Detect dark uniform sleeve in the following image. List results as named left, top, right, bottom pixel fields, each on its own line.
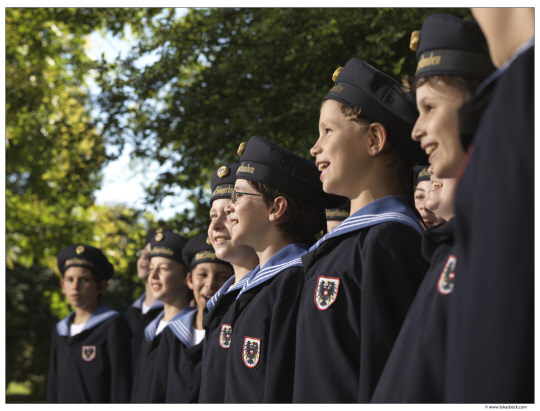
left=46, top=330, right=58, bottom=403
left=107, top=315, right=133, bottom=403
left=446, top=45, right=534, bottom=403
left=358, top=223, right=428, bottom=402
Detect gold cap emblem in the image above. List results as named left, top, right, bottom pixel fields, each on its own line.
left=206, top=236, right=211, bottom=245
left=410, top=30, right=420, bottom=51
left=217, top=166, right=230, bottom=178
left=332, top=67, right=343, bottom=82
left=155, top=233, right=164, bottom=242
left=237, top=142, right=246, bottom=156
left=76, top=245, right=85, bottom=255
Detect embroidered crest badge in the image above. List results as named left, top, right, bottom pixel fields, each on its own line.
left=82, top=345, right=96, bottom=361
left=314, top=276, right=340, bottom=310
left=219, top=324, right=232, bottom=348
left=243, top=336, right=261, bottom=368
left=437, top=255, right=456, bottom=295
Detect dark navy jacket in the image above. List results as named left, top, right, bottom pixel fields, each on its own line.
left=372, top=219, right=456, bottom=403
left=148, top=307, right=203, bottom=403
left=199, top=274, right=251, bottom=403
left=223, top=244, right=308, bottom=403
left=130, top=310, right=166, bottom=403
left=125, top=293, right=163, bottom=371
left=446, top=40, right=534, bottom=403
left=46, top=305, right=133, bottom=403
left=292, top=196, right=429, bottom=403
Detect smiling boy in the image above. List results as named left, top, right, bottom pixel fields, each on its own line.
left=148, top=233, right=233, bottom=402
left=199, top=163, right=259, bottom=403
left=222, top=136, right=341, bottom=402
left=47, top=244, right=132, bottom=403
left=130, top=229, right=188, bottom=403
left=292, top=59, right=429, bottom=403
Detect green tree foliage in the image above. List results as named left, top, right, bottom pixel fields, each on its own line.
left=95, top=8, right=471, bottom=233
left=5, top=8, right=161, bottom=399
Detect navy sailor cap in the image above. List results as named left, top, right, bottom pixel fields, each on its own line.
left=210, top=163, right=239, bottom=205
left=149, top=230, right=188, bottom=266
left=182, top=234, right=232, bottom=270
left=57, top=244, right=114, bottom=280
left=235, top=136, right=344, bottom=209
left=412, top=14, right=495, bottom=80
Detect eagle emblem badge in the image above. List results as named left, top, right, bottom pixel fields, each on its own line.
left=243, top=336, right=261, bottom=368
left=315, top=276, right=340, bottom=310
left=81, top=345, right=96, bottom=361
left=219, top=324, right=232, bottom=348
left=437, top=255, right=456, bottom=295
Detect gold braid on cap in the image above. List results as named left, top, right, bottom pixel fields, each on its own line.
left=332, top=67, right=343, bottom=82
left=410, top=30, right=420, bottom=51
left=237, top=142, right=247, bottom=156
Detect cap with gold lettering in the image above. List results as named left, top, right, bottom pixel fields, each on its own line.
left=324, top=58, right=424, bottom=167
left=210, top=163, right=239, bottom=205
left=149, top=230, right=188, bottom=266
left=182, top=234, right=232, bottom=270
left=57, top=244, right=114, bottom=280
left=235, top=136, right=344, bottom=209
left=326, top=199, right=351, bottom=222
left=413, top=14, right=495, bottom=80
left=414, top=165, right=431, bottom=185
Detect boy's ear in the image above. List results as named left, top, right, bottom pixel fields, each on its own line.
left=268, top=196, right=288, bottom=222
left=97, top=280, right=108, bottom=295
left=186, top=271, right=194, bottom=290
left=366, top=122, right=388, bottom=157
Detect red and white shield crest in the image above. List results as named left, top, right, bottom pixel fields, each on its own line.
left=81, top=345, right=96, bottom=361
left=437, top=255, right=456, bottom=295
left=243, top=336, right=261, bottom=368
left=314, top=276, right=340, bottom=310
left=219, top=324, right=232, bottom=348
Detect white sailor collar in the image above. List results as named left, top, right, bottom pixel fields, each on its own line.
left=310, top=195, right=423, bottom=253
left=144, top=310, right=165, bottom=342
left=236, top=243, right=308, bottom=299
left=131, top=292, right=164, bottom=310
left=168, top=306, right=199, bottom=348
left=206, top=272, right=253, bottom=311
left=56, top=305, right=119, bottom=337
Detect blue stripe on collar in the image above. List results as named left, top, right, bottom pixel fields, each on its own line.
left=144, top=310, right=165, bottom=342
left=206, top=272, right=253, bottom=311
left=236, top=243, right=308, bottom=299
left=310, top=195, right=423, bottom=252
left=131, top=292, right=164, bottom=310
left=56, top=305, right=120, bottom=337
left=168, top=307, right=198, bottom=347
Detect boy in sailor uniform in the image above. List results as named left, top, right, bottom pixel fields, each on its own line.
left=46, top=244, right=132, bottom=403
left=445, top=8, right=534, bottom=403
left=130, top=230, right=188, bottom=403
left=148, top=233, right=233, bottom=402
left=222, top=136, right=342, bottom=402
left=372, top=14, right=497, bottom=403
left=199, top=163, right=259, bottom=403
left=292, top=58, right=429, bottom=403
left=125, top=230, right=164, bottom=371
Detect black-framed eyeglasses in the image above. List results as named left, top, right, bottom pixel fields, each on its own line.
left=231, top=190, right=263, bottom=204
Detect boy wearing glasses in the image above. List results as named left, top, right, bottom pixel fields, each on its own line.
left=222, top=136, right=342, bottom=402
